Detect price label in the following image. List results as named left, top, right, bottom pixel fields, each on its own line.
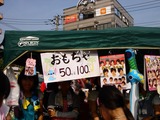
left=41, top=50, right=100, bottom=83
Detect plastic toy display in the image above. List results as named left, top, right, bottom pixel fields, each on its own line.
left=125, top=49, right=144, bottom=120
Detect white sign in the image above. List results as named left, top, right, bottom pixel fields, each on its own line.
left=41, top=50, right=100, bottom=83
left=96, top=6, right=111, bottom=16
left=18, top=36, right=39, bottom=47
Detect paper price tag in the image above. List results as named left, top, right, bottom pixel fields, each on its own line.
left=25, top=58, right=36, bottom=76
left=26, top=58, right=36, bottom=67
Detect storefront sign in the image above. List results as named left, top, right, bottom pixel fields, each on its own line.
left=64, top=14, right=77, bottom=24
left=41, top=50, right=100, bottom=83
left=95, top=6, right=111, bottom=16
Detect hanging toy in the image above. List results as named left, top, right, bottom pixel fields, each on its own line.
left=125, top=49, right=144, bottom=120
left=6, top=66, right=20, bottom=106
left=25, top=52, right=36, bottom=76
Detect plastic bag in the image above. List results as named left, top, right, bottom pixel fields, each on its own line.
left=6, top=67, right=20, bottom=106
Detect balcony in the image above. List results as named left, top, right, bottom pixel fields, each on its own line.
left=0, top=0, right=4, bottom=6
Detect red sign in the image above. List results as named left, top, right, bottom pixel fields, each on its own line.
left=64, top=14, right=77, bottom=24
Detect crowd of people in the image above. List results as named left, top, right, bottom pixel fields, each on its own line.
left=1, top=68, right=160, bottom=120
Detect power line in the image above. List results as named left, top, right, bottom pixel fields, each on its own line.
left=136, top=20, right=160, bottom=25
left=0, top=22, right=50, bottom=25
left=3, top=18, right=49, bottom=21
left=124, top=0, right=159, bottom=8
left=2, top=19, right=45, bottom=23
left=3, top=0, right=160, bottom=22
left=126, top=2, right=160, bottom=11
left=136, top=20, right=160, bottom=26
left=2, top=18, right=51, bottom=24
left=128, top=5, right=160, bottom=13
left=0, top=21, right=21, bottom=30
left=0, top=20, right=49, bottom=24
left=2, top=17, right=61, bottom=26
left=115, top=0, right=160, bottom=13
left=1, top=0, right=160, bottom=29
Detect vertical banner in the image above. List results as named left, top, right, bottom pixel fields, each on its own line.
left=41, top=50, right=100, bottom=83
left=144, top=55, right=160, bottom=91
left=99, top=54, right=126, bottom=91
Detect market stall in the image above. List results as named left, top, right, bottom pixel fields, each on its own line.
left=2, top=26, right=160, bottom=120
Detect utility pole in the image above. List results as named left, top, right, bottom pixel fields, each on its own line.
left=54, top=15, right=61, bottom=31
left=49, top=15, right=62, bottom=31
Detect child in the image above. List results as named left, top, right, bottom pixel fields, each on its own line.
left=14, top=69, right=43, bottom=120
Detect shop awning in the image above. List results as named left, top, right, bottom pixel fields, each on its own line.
left=2, top=26, right=160, bottom=69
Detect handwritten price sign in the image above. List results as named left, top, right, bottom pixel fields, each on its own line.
left=40, top=50, right=100, bottom=83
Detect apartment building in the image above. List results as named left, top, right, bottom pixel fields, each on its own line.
left=63, top=0, right=133, bottom=30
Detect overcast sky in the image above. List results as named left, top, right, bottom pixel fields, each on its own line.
left=0, top=0, right=160, bottom=41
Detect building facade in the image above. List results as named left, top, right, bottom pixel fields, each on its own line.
left=63, top=0, right=133, bottom=31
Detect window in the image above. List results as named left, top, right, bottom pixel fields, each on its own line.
left=116, top=24, right=121, bottom=28
left=83, top=13, right=94, bottom=19
left=97, top=23, right=112, bottom=30
left=79, top=26, right=95, bottom=30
